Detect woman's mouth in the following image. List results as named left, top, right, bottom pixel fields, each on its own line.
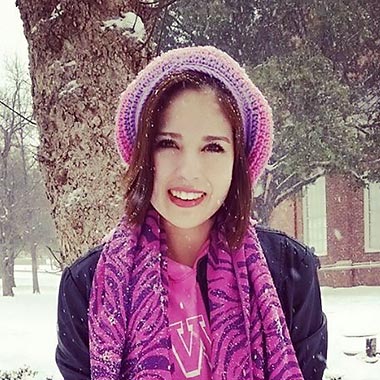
left=168, top=189, right=206, bottom=208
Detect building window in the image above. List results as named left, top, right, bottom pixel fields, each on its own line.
left=302, top=176, right=327, bottom=256
left=364, top=182, right=380, bottom=252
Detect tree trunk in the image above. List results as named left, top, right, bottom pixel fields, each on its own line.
left=2, top=252, right=14, bottom=297
left=17, top=0, right=158, bottom=264
left=31, top=243, right=40, bottom=294
left=10, top=254, right=16, bottom=288
left=253, top=171, right=276, bottom=227
left=253, top=195, right=275, bottom=227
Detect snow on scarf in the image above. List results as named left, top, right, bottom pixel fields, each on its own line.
left=89, top=208, right=304, bottom=380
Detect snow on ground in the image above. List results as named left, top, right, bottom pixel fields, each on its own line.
left=322, top=286, right=380, bottom=380
left=1, top=269, right=380, bottom=379
left=0, top=268, right=62, bottom=380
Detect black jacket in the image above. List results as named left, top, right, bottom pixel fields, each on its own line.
left=56, top=226, right=327, bottom=380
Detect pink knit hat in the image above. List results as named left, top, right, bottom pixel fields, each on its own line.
left=115, top=46, right=273, bottom=186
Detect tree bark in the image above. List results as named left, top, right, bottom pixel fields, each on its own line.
left=31, top=243, right=40, bottom=294
left=17, top=0, right=158, bottom=264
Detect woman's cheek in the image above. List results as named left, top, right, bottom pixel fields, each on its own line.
left=212, top=156, right=234, bottom=178
left=154, top=154, right=175, bottom=180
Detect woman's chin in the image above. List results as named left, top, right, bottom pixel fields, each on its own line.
left=159, top=211, right=214, bottom=231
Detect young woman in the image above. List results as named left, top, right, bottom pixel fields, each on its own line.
left=56, top=46, right=327, bottom=380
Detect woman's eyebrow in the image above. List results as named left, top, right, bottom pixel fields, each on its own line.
left=204, top=135, right=231, bottom=144
left=157, top=132, right=231, bottom=144
left=157, top=132, right=181, bottom=139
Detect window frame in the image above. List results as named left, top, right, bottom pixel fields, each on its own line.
left=302, top=176, right=328, bottom=256
left=364, top=182, right=380, bottom=253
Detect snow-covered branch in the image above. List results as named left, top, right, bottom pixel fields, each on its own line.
left=348, top=169, right=366, bottom=182
left=139, top=0, right=160, bottom=7
left=275, top=172, right=297, bottom=193
left=101, top=12, right=146, bottom=42
left=274, top=169, right=325, bottom=207
left=50, top=3, right=64, bottom=20
left=266, top=153, right=289, bottom=172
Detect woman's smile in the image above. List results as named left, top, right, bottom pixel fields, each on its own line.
left=168, top=188, right=207, bottom=208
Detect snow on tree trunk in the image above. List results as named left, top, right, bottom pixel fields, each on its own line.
left=17, top=0, right=156, bottom=264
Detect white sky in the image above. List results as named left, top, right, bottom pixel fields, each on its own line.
left=0, top=0, right=29, bottom=71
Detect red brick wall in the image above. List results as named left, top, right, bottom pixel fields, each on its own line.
left=318, top=267, right=380, bottom=287
left=269, top=174, right=380, bottom=287
left=318, top=269, right=354, bottom=288
left=352, top=267, right=380, bottom=285
left=320, top=175, right=380, bottom=286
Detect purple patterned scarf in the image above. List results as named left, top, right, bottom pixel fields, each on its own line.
left=89, top=208, right=304, bottom=380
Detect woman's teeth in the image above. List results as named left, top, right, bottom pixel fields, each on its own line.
left=170, top=190, right=204, bottom=200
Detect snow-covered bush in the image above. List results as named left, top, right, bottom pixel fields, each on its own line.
left=0, top=366, right=52, bottom=380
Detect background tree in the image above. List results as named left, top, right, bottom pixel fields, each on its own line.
left=17, top=0, right=172, bottom=264
left=249, top=48, right=367, bottom=223
left=0, top=58, right=32, bottom=296
left=161, top=0, right=380, bottom=85
left=0, top=58, right=57, bottom=296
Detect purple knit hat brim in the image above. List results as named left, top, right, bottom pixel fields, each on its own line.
left=115, top=46, right=273, bottom=186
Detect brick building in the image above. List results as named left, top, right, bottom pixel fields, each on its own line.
left=269, top=175, right=380, bottom=287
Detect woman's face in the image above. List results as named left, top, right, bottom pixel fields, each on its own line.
left=151, top=88, right=234, bottom=230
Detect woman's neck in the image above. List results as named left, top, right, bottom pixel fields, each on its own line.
left=164, top=218, right=213, bottom=267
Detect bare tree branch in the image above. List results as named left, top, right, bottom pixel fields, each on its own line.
left=46, top=246, right=64, bottom=269
left=0, top=100, right=36, bottom=125
left=155, top=5, right=168, bottom=56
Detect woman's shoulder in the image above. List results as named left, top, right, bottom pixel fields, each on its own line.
left=255, top=225, right=320, bottom=281
left=69, top=244, right=104, bottom=275
left=60, top=244, right=104, bottom=298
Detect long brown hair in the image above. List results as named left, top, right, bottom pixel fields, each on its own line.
left=123, top=71, right=252, bottom=250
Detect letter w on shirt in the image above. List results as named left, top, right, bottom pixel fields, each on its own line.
left=170, top=315, right=211, bottom=378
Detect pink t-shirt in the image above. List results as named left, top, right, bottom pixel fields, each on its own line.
left=167, top=241, right=212, bottom=379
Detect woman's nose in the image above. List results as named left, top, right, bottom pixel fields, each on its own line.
left=176, top=150, right=201, bottom=180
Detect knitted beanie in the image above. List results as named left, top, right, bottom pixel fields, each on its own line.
left=115, top=45, right=273, bottom=186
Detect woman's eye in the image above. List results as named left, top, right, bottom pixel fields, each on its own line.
left=156, top=139, right=178, bottom=149
left=204, top=143, right=225, bottom=153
